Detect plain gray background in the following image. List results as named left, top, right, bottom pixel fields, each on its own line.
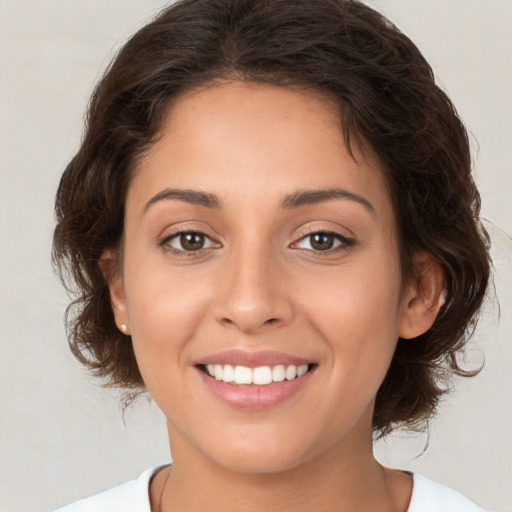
left=1, top=1, right=511, bottom=511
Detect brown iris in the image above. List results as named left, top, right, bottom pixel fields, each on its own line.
left=180, top=232, right=205, bottom=251
left=309, top=233, right=335, bottom=251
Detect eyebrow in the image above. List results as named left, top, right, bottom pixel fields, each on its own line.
left=280, top=188, right=375, bottom=214
left=143, top=189, right=222, bottom=212
left=143, top=187, right=375, bottom=215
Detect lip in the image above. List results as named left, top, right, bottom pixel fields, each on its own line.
left=193, top=350, right=316, bottom=411
left=193, top=349, right=312, bottom=368
left=196, top=368, right=314, bottom=410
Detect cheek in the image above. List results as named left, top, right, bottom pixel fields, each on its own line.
left=300, top=256, right=403, bottom=380
left=123, top=264, right=212, bottom=388
left=304, top=257, right=402, bottom=332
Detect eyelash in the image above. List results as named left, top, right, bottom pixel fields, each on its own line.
left=157, top=229, right=220, bottom=257
left=292, top=230, right=355, bottom=254
left=157, top=229, right=355, bottom=257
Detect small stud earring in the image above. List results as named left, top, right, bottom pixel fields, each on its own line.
left=120, top=324, right=128, bottom=333
left=438, top=290, right=448, bottom=307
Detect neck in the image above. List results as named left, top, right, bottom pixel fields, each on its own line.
left=155, top=426, right=412, bottom=512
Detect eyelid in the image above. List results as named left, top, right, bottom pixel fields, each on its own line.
left=157, top=224, right=355, bottom=256
left=158, top=226, right=222, bottom=255
left=290, top=227, right=355, bottom=253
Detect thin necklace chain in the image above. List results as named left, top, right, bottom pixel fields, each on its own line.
left=157, top=466, right=172, bottom=512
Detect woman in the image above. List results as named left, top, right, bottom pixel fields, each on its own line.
left=51, top=0, right=491, bottom=510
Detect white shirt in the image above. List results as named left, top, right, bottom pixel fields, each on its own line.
left=53, top=466, right=488, bottom=512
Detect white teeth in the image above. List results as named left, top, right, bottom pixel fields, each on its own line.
left=297, top=364, right=308, bottom=377
left=285, top=365, right=297, bottom=380
left=214, top=364, right=223, bottom=380
left=222, top=364, right=235, bottom=383
left=204, top=363, right=310, bottom=385
left=253, top=366, right=273, bottom=385
left=234, top=365, right=253, bottom=384
left=272, top=365, right=285, bottom=382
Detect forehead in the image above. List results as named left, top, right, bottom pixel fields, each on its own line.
left=129, top=81, right=393, bottom=220
left=168, top=80, right=343, bottom=133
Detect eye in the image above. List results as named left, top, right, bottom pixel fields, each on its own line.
left=292, top=231, right=353, bottom=252
left=159, top=230, right=219, bottom=253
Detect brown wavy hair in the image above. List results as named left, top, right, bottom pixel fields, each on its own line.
left=52, top=0, right=491, bottom=436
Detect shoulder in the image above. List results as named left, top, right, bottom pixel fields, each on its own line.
left=51, top=466, right=164, bottom=512
left=408, top=473, right=489, bottom=512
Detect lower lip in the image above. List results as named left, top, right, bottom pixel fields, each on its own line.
left=196, top=368, right=314, bottom=410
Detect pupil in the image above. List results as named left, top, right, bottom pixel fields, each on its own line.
left=311, top=233, right=333, bottom=250
left=181, top=232, right=204, bottom=250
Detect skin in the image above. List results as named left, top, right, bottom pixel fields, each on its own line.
left=104, top=81, right=445, bottom=512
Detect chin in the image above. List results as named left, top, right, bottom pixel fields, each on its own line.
left=192, top=424, right=324, bottom=475
left=211, top=447, right=309, bottom=475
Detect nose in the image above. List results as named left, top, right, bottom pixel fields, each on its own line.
left=213, top=244, right=294, bottom=335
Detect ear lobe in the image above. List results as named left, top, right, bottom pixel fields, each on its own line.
left=99, top=250, right=129, bottom=332
left=399, top=251, right=447, bottom=340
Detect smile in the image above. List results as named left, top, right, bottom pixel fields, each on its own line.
left=194, top=351, right=317, bottom=410
left=203, top=363, right=310, bottom=385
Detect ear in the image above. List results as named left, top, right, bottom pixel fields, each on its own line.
left=399, top=251, right=447, bottom=340
left=99, top=250, right=130, bottom=335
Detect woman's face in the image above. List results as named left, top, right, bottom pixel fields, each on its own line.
left=109, top=81, right=420, bottom=473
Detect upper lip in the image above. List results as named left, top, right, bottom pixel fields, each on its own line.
left=193, top=350, right=313, bottom=368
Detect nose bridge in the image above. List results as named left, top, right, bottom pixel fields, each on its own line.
left=214, top=233, right=293, bottom=333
